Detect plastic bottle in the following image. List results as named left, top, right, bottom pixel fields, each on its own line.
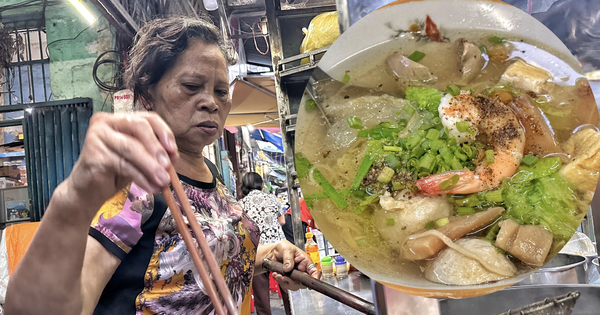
left=321, top=256, right=334, bottom=279
left=335, top=255, right=348, bottom=278
left=305, top=231, right=321, bottom=271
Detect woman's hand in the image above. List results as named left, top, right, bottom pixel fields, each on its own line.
left=256, top=240, right=320, bottom=291
left=67, top=112, right=179, bottom=216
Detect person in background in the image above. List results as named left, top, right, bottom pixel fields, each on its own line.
left=282, top=197, right=316, bottom=246
left=4, top=16, right=318, bottom=315
left=239, top=172, right=291, bottom=315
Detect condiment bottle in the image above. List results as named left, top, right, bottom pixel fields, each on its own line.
left=335, top=255, right=348, bottom=278
left=321, top=256, right=334, bottom=279
left=305, top=231, right=321, bottom=271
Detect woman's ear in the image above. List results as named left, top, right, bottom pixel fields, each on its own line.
left=143, top=85, right=157, bottom=111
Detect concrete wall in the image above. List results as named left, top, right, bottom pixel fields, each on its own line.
left=1, top=1, right=116, bottom=112
left=45, top=3, right=115, bottom=112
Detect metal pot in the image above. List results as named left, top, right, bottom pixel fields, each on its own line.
left=517, top=253, right=588, bottom=285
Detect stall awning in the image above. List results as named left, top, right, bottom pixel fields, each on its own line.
left=227, top=76, right=280, bottom=128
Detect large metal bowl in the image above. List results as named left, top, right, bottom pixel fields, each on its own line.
left=517, top=254, right=588, bottom=285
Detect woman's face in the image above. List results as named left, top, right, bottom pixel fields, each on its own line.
left=149, top=38, right=231, bottom=155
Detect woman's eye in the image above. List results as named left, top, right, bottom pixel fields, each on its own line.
left=183, top=84, right=200, bottom=91
left=216, top=90, right=229, bottom=98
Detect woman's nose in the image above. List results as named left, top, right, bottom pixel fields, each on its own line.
left=197, top=92, right=219, bottom=112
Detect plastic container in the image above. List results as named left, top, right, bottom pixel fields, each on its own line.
left=321, top=256, right=334, bottom=279
left=335, top=255, right=348, bottom=278
left=305, top=231, right=321, bottom=271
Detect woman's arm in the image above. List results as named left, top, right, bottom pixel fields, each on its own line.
left=4, top=112, right=178, bottom=315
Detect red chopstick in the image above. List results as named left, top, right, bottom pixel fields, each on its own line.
left=162, top=167, right=238, bottom=315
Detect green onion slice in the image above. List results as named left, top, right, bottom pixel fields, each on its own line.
left=439, top=174, right=460, bottom=190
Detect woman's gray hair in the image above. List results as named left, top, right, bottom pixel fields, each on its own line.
left=123, top=16, right=235, bottom=110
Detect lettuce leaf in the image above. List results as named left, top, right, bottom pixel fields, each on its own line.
left=502, top=157, right=580, bottom=243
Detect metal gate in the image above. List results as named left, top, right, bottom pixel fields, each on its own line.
left=23, top=98, right=93, bottom=221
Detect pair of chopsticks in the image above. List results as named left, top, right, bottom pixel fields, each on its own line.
left=162, top=167, right=238, bottom=315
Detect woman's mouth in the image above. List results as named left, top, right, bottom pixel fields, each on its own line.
left=197, top=121, right=219, bottom=136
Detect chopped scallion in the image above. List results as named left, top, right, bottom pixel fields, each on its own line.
left=377, top=166, right=395, bottom=183
left=430, top=139, right=445, bottom=152
left=404, top=106, right=415, bottom=116
left=386, top=218, right=395, bottom=226
left=384, top=154, right=402, bottom=170
left=486, top=150, right=495, bottom=164
left=347, top=116, right=364, bottom=129
left=483, top=189, right=503, bottom=203
left=446, top=84, right=461, bottom=96
left=432, top=117, right=441, bottom=125
left=522, top=154, right=539, bottom=166
left=419, top=153, right=436, bottom=173
left=408, top=50, right=426, bottom=62
left=426, top=128, right=441, bottom=140
left=479, top=44, right=488, bottom=54
left=383, top=146, right=402, bottom=152
left=456, top=121, right=471, bottom=133
left=436, top=217, right=450, bottom=227
left=351, top=154, right=374, bottom=190
left=457, top=207, right=476, bottom=215
left=312, top=169, right=348, bottom=210
left=425, top=221, right=435, bottom=229
left=305, top=99, right=317, bottom=111
left=439, top=174, right=460, bottom=190
left=488, top=36, right=507, bottom=44
left=342, top=72, right=350, bottom=83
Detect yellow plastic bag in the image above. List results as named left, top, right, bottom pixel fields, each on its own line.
left=300, top=12, right=340, bottom=64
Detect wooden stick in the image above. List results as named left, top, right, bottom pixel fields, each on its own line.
left=165, top=167, right=239, bottom=315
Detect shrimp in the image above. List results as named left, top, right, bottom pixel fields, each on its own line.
left=416, top=92, right=525, bottom=195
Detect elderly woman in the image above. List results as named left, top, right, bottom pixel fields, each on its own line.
left=4, top=16, right=317, bottom=315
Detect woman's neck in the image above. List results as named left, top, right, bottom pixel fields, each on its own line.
left=174, top=151, right=213, bottom=183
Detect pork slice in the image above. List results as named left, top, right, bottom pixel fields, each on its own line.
left=386, top=52, right=435, bottom=91
left=403, top=207, right=505, bottom=260
left=458, top=38, right=485, bottom=83
left=495, top=219, right=553, bottom=266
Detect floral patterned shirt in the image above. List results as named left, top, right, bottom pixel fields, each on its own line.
left=240, top=190, right=286, bottom=245
left=89, top=172, right=260, bottom=315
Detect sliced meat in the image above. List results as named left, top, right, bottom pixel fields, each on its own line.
left=495, top=219, right=553, bottom=266
left=560, top=128, right=600, bottom=192
left=387, top=52, right=435, bottom=91
left=499, top=60, right=554, bottom=95
left=458, top=38, right=485, bottom=83
left=403, top=207, right=505, bottom=260
left=505, top=95, right=561, bottom=156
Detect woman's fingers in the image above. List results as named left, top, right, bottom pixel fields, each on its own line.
left=98, top=130, right=170, bottom=192
left=272, top=272, right=307, bottom=291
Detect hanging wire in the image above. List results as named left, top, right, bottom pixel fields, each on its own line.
left=252, top=19, right=269, bottom=55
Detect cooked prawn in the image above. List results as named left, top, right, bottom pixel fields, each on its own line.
left=416, top=92, right=525, bottom=195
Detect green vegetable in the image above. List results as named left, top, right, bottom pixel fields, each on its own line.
left=407, top=50, right=426, bottom=62
left=305, top=99, right=318, bottom=111
left=486, top=150, right=495, bottom=164
left=383, top=146, right=402, bottom=152
left=406, top=134, right=423, bottom=150
left=377, top=167, right=395, bottom=183
left=426, top=128, right=440, bottom=140
left=488, top=36, right=506, bottom=44
left=446, top=84, right=461, bottom=96
left=485, top=222, right=501, bottom=241
left=457, top=207, right=475, bottom=215
left=403, top=105, right=415, bottom=117
left=482, top=189, right=503, bottom=203
left=351, top=154, right=374, bottom=190
left=502, top=156, right=579, bottom=245
left=404, top=87, right=444, bottom=114
left=456, top=121, right=471, bottom=133
left=342, top=72, right=350, bottom=83
left=439, top=174, right=460, bottom=190
left=430, top=139, right=445, bottom=152
left=347, top=116, right=364, bottom=129
left=425, top=221, right=435, bottom=229
left=384, top=154, right=402, bottom=170
left=521, top=154, right=539, bottom=166
left=295, top=153, right=313, bottom=179
left=419, top=153, right=436, bottom=173
left=479, top=44, right=488, bottom=54
left=312, top=169, right=348, bottom=210
left=386, top=218, right=395, bottom=226
left=451, top=157, right=463, bottom=170
left=436, top=217, right=449, bottom=227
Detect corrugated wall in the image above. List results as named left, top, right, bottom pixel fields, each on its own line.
left=23, top=98, right=93, bottom=221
